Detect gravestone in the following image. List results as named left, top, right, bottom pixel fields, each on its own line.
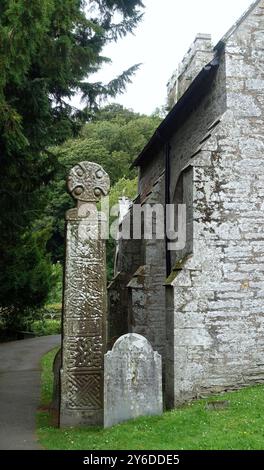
left=60, top=161, right=110, bottom=427
left=104, top=333, right=163, bottom=428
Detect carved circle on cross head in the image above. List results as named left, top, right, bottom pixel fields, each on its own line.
left=67, top=162, right=110, bottom=203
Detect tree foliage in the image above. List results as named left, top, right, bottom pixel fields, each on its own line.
left=44, top=104, right=161, bottom=263
left=0, top=0, right=144, bottom=319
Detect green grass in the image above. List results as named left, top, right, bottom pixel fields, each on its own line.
left=37, top=348, right=264, bottom=450
left=40, top=347, right=60, bottom=406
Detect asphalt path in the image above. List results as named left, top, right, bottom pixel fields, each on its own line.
left=0, top=335, right=61, bottom=450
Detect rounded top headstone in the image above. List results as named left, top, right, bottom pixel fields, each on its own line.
left=67, top=161, right=110, bottom=203
left=111, top=333, right=154, bottom=355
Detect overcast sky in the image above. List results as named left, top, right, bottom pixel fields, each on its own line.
left=74, top=0, right=254, bottom=115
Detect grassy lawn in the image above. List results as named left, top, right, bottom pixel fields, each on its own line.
left=37, top=348, right=264, bottom=450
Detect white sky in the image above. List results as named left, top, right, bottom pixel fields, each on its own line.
left=73, top=0, right=254, bottom=115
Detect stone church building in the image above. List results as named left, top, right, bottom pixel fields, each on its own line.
left=108, top=0, right=264, bottom=408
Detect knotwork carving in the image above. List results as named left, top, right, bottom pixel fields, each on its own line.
left=60, top=161, right=108, bottom=426
left=67, top=162, right=110, bottom=204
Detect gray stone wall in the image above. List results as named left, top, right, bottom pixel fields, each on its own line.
left=167, top=0, right=264, bottom=406
left=108, top=0, right=264, bottom=408
left=128, top=174, right=167, bottom=360
left=132, top=53, right=227, bottom=362
left=138, top=149, right=164, bottom=203
left=133, top=36, right=227, bottom=385
left=107, top=208, right=143, bottom=346
left=108, top=166, right=167, bottom=361
left=169, top=53, right=227, bottom=196
left=170, top=166, right=194, bottom=268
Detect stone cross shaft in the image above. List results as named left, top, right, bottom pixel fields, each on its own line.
left=60, top=162, right=110, bottom=427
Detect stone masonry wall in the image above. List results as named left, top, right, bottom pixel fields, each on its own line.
left=138, top=149, right=164, bottom=203
left=167, top=0, right=264, bottom=406
left=135, top=41, right=226, bottom=370
left=107, top=208, right=143, bottom=347
left=164, top=49, right=227, bottom=406
left=169, top=54, right=227, bottom=197
left=135, top=22, right=226, bottom=386
left=128, top=174, right=167, bottom=361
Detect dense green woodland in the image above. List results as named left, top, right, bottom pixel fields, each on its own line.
left=46, top=105, right=161, bottom=264
left=0, top=0, right=162, bottom=331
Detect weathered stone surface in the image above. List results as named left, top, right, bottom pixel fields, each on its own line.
left=167, top=34, right=214, bottom=106
left=107, top=272, right=130, bottom=348
left=104, top=334, right=163, bottom=428
left=60, top=162, right=110, bottom=427
left=107, top=197, right=133, bottom=348
left=67, top=161, right=110, bottom=204
left=109, top=1, right=264, bottom=410
left=127, top=174, right=167, bottom=363
left=166, top=0, right=264, bottom=407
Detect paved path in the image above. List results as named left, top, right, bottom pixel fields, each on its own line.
left=0, top=335, right=61, bottom=450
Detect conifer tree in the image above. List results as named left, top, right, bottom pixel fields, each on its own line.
left=0, top=0, right=144, bottom=320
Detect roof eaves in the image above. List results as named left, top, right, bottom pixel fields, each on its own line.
left=132, top=56, right=219, bottom=168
